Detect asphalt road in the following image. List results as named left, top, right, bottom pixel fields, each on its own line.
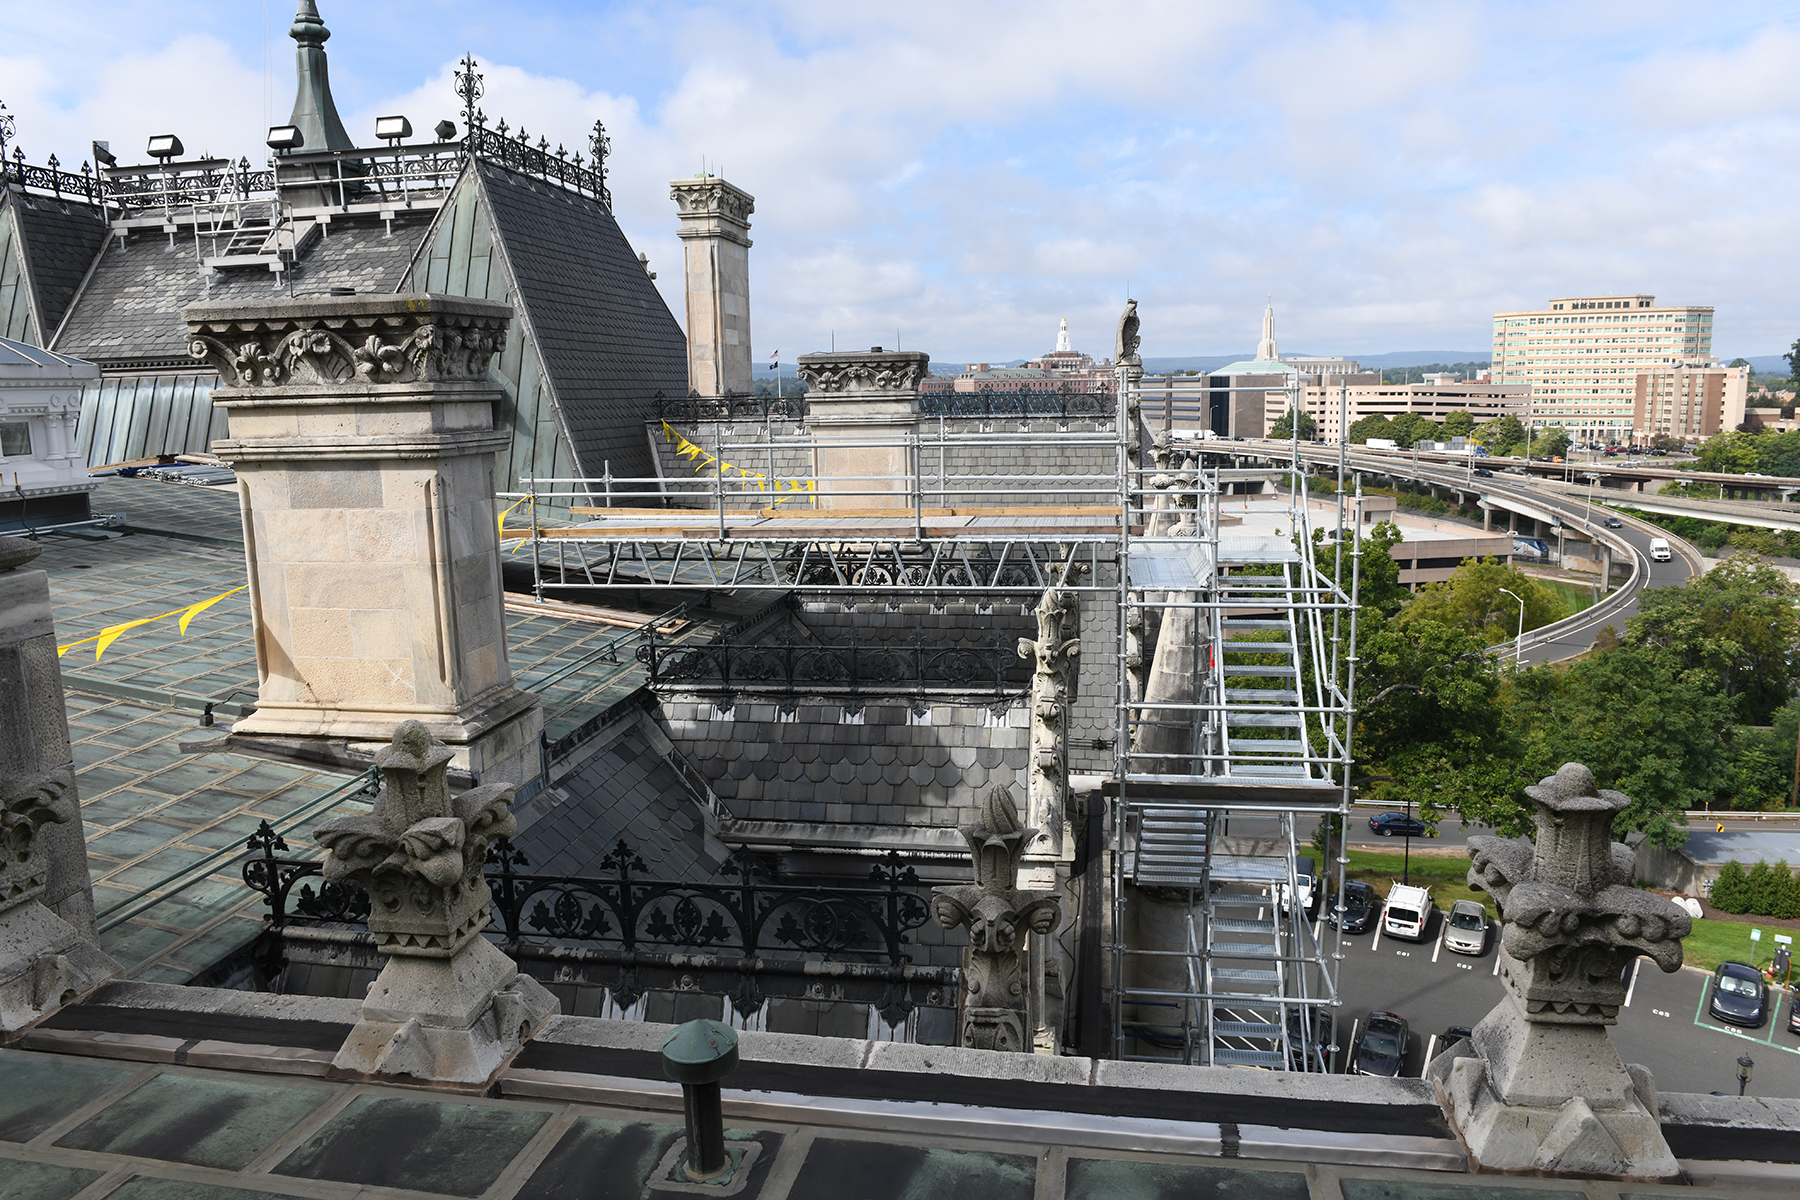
left=1326, top=909, right=1800, bottom=1098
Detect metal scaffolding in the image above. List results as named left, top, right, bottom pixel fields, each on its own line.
left=499, top=368, right=1361, bottom=1070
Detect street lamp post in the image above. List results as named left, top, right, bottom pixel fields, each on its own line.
left=1498, top=587, right=1526, bottom=669
left=1737, top=1054, right=1755, bottom=1097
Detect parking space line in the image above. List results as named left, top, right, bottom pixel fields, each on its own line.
left=1347, top=1018, right=1359, bottom=1068
left=1423, top=1034, right=1437, bottom=1076
left=1491, top=953, right=1500, bottom=976
left=1431, top=934, right=1441, bottom=964
left=1372, top=922, right=1382, bottom=952
left=1623, top=958, right=1640, bottom=1008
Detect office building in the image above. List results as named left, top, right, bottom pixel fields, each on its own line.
left=1631, top=360, right=1748, bottom=443
left=1490, top=294, right=1714, bottom=444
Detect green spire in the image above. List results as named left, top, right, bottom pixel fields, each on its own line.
left=286, top=1, right=356, bottom=153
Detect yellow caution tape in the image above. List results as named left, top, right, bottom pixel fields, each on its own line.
left=660, top=421, right=814, bottom=502
left=57, top=585, right=248, bottom=661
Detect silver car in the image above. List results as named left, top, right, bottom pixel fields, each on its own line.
left=1443, top=900, right=1488, bottom=955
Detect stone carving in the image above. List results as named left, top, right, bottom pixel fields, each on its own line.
left=794, top=351, right=928, bottom=395
left=1115, top=298, right=1140, bottom=363
left=669, top=177, right=756, bottom=227
left=1431, top=763, right=1690, bottom=1180
left=1017, top=590, right=1080, bottom=857
left=931, top=786, right=1061, bottom=1052
left=186, top=304, right=507, bottom=388
left=320, top=721, right=556, bottom=1082
left=0, top=535, right=117, bottom=1030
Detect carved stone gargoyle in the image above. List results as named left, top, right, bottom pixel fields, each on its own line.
left=1429, top=763, right=1691, bottom=1180
left=931, top=786, right=1061, bottom=1052
left=316, top=721, right=556, bottom=1082
left=1017, top=589, right=1080, bottom=857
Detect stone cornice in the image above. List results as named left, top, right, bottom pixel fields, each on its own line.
left=182, top=294, right=513, bottom=393
left=669, top=177, right=755, bottom=229
left=212, top=430, right=511, bottom=462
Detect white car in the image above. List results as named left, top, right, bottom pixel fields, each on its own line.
left=1442, top=899, right=1488, bottom=955
left=1278, top=856, right=1318, bottom=918
left=1648, top=537, right=1671, bottom=562
left=1383, top=883, right=1433, bottom=942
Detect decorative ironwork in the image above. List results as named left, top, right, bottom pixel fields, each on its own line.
left=467, top=122, right=609, bottom=206
left=656, top=390, right=807, bottom=423
left=589, top=120, right=612, bottom=210
left=245, top=835, right=939, bottom=1020
left=455, top=54, right=485, bottom=136
left=919, top=387, right=1113, bottom=421
left=637, top=630, right=1028, bottom=700
left=0, top=102, right=14, bottom=162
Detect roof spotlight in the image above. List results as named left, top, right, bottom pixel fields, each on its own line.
left=145, top=134, right=184, bottom=160
left=374, top=115, right=412, bottom=145
left=265, top=125, right=304, bottom=152
left=434, top=120, right=457, bottom=142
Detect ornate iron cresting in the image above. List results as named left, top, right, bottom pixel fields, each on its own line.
left=918, top=388, right=1112, bottom=421
left=656, top=391, right=808, bottom=423
left=244, top=835, right=938, bottom=1022
left=636, top=632, right=1028, bottom=702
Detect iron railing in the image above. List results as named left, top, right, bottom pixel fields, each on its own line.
left=919, top=387, right=1113, bottom=421
left=242, top=827, right=945, bottom=1019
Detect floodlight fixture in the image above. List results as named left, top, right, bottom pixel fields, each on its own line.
left=375, top=115, right=412, bottom=144
left=145, top=134, right=184, bottom=160
left=266, top=126, right=304, bottom=152
left=91, top=140, right=116, bottom=168
left=434, top=120, right=457, bottom=142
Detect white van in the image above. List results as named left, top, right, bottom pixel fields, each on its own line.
left=1649, top=538, right=1671, bottom=562
left=1383, top=883, right=1433, bottom=942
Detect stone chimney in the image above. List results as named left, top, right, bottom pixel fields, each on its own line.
left=182, top=293, right=543, bottom=787
left=794, top=348, right=929, bottom=509
left=670, top=175, right=754, bottom=397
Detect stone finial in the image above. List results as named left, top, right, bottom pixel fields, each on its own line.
left=1017, top=590, right=1080, bottom=858
left=1434, top=762, right=1691, bottom=1180
left=315, top=720, right=516, bottom=957
left=931, top=786, right=1061, bottom=1052
left=317, top=722, right=556, bottom=1082
left=1115, top=298, right=1140, bottom=364
left=0, top=536, right=44, bottom=574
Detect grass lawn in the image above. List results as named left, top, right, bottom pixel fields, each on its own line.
left=1535, top=579, right=1596, bottom=616
left=1681, top=917, right=1799, bottom=978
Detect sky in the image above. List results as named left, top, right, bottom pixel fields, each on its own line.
left=5, top=1, right=1799, bottom=365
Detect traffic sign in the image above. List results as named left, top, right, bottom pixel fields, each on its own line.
left=1751, top=928, right=1763, bottom=941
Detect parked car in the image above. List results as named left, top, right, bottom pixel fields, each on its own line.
left=1383, top=882, right=1434, bottom=942
left=1442, top=1025, right=1473, bottom=1047
left=1708, top=961, right=1768, bottom=1028
left=1368, top=811, right=1431, bottom=838
left=1442, top=899, right=1489, bottom=955
left=1278, top=855, right=1319, bottom=918
left=1352, top=1011, right=1409, bottom=1077
left=1327, top=879, right=1379, bottom=933
left=1789, top=995, right=1800, bottom=1037
left=1603, top=516, right=1622, bottom=529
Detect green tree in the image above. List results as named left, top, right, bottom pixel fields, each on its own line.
left=1473, top=415, right=1525, bottom=453
left=1650, top=434, right=1682, bottom=452
left=1348, top=415, right=1394, bottom=444
left=1396, top=558, right=1569, bottom=645
left=1721, top=726, right=1790, bottom=810
left=1509, top=644, right=1733, bottom=846
left=1696, top=430, right=1760, bottom=474
left=1354, top=617, right=1528, bottom=832
left=1389, top=412, right=1442, bottom=449
left=1625, top=555, right=1800, bottom=724
left=1313, top=520, right=1409, bottom=622
left=1754, top=429, right=1800, bottom=477
left=1712, top=860, right=1749, bottom=912
left=1442, top=410, right=1477, bottom=438
left=1269, top=407, right=1317, bottom=440
left=1773, top=863, right=1800, bottom=920
left=1786, top=336, right=1800, bottom=382
left=1530, top=428, right=1572, bottom=460
left=1746, top=860, right=1779, bottom=914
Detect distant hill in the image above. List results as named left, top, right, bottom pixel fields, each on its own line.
left=1743, top=355, right=1792, bottom=377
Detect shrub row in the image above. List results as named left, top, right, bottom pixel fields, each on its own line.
left=1711, top=859, right=1800, bottom=919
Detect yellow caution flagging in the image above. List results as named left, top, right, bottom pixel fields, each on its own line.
left=57, top=585, right=248, bottom=662
left=661, top=421, right=814, bottom=503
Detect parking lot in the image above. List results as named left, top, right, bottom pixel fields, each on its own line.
left=1326, top=905, right=1800, bottom=1098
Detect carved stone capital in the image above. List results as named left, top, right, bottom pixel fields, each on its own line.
left=795, top=350, right=931, bottom=399
left=182, top=294, right=512, bottom=392
left=670, top=177, right=756, bottom=244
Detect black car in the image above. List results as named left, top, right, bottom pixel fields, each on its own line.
left=1473, top=468, right=1493, bottom=478
left=1604, top=516, right=1622, bottom=529
left=1443, top=1025, right=1473, bottom=1047
left=1368, top=811, right=1431, bottom=838
left=1327, top=879, right=1378, bottom=933
left=1789, top=996, right=1800, bottom=1037
left=1352, top=1010, right=1408, bottom=1077
left=1708, top=961, right=1768, bottom=1028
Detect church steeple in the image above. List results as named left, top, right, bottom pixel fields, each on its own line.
left=286, top=2, right=356, bottom=154
left=1056, top=318, right=1071, bottom=354
left=1255, top=302, right=1279, bottom=362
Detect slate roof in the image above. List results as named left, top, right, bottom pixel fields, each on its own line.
left=511, top=713, right=722, bottom=882
left=51, top=211, right=436, bottom=365
left=472, top=161, right=687, bottom=481
left=1, top=190, right=109, bottom=340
